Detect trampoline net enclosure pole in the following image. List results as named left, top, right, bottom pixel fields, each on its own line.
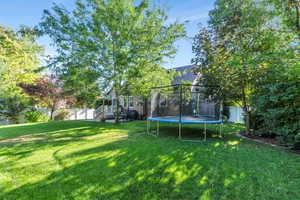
left=179, top=123, right=182, bottom=139
left=147, top=120, right=149, bottom=134
left=157, top=120, right=159, bottom=136
left=179, top=84, right=183, bottom=139
left=219, top=123, right=223, bottom=137
left=204, top=123, right=207, bottom=141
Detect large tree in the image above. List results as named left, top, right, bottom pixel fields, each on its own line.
left=39, top=0, right=185, bottom=123
left=192, top=0, right=291, bottom=134
left=0, top=25, right=43, bottom=96
left=0, top=25, right=43, bottom=124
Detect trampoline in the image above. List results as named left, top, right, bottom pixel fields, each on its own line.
left=147, top=84, right=224, bottom=141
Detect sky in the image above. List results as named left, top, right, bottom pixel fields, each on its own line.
left=0, top=0, right=215, bottom=68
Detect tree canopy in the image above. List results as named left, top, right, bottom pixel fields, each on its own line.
left=0, top=25, right=43, bottom=96
left=39, top=0, right=185, bottom=122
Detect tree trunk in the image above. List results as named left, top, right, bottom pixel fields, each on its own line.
left=101, top=98, right=105, bottom=122
left=114, top=90, right=120, bottom=124
left=143, top=97, right=148, bottom=120
left=241, top=84, right=251, bottom=135
left=50, top=106, right=55, bottom=120
left=244, top=110, right=251, bottom=135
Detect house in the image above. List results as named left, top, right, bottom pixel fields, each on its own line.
left=93, top=89, right=145, bottom=121
left=172, top=65, right=199, bottom=85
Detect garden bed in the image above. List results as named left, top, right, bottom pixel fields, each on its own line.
left=238, top=131, right=300, bottom=155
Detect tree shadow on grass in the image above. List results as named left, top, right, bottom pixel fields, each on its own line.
left=2, top=130, right=290, bottom=200
left=0, top=120, right=146, bottom=145
left=0, top=120, right=146, bottom=141
left=0, top=121, right=145, bottom=170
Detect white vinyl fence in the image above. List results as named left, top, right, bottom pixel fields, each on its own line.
left=0, top=108, right=95, bottom=126
left=39, top=108, right=95, bottom=120
left=228, top=106, right=244, bottom=123
left=67, top=108, right=95, bottom=120
left=1, top=106, right=244, bottom=125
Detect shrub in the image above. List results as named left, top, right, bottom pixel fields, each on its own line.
left=54, top=109, right=70, bottom=121
left=25, top=110, right=49, bottom=123
left=0, top=94, right=30, bottom=124
left=252, top=80, right=300, bottom=149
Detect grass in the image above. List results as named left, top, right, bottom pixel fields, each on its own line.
left=0, top=120, right=300, bottom=200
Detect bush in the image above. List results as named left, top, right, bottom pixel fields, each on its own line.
left=252, top=80, right=300, bottom=149
left=54, top=109, right=70, bottom=121
left=0, top=94, right=30, bottom=124
left=25, top=110, right=49, bottom=123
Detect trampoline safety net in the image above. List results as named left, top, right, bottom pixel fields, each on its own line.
left=149, top=84, right=222, bottom=123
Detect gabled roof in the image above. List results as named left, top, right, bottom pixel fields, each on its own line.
left=172, top=65, right=199, bottom=85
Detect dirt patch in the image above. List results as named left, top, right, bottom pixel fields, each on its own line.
left=0, top=135, right=47, bottom=145
left=0, top=134, right=86, bottom=146
left=237, top=131, right=300, bottom=155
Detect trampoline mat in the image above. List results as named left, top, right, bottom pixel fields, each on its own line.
left=148, top=116, right=223, bottom=124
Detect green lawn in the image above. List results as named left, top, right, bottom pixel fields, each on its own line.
left=1, top=121, right=300, bottom=200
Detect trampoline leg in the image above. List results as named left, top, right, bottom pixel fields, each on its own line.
left=157, top=121, right=159, bottom=136
left=219, top=123, right=223, bottom=138
left=147, top=120, right=149, bottom=134
left=179, top=123, right=182, bottom=139
left=204, top=123, right=207, bottom=141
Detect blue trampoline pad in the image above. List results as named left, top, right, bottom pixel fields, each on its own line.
left=148, top=116, right=223, bottom=124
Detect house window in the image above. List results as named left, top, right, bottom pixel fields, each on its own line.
left=124, top=96, right=134, bottom=108
left=129, top=96, right=134, bottom=107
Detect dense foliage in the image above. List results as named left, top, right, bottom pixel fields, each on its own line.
left=0, top=25, right=43, bottom=96
left=0, top=94, right=30, bottom=124
left=25, top=110, right=49, bottom=123
left=0, top=25, right=43, bottom=124
left=251, top=64, right=300, bottom=149
left=253, top=81, right=300, bottom=149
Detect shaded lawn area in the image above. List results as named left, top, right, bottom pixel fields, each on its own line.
left=0, top=121, right=300, bottom=200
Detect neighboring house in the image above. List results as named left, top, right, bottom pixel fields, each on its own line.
left=94, top=89, right=145, bottom=120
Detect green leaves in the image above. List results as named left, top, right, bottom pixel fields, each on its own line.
left=253, top=80, right=300, bottom=149
left=40, top=0, right=185, bottom=104
left=0, top=25, right=43, bottom=96
left=193, top=0, right=300, bottom=135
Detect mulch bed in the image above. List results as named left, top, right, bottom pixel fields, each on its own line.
left=238, top=131, right=300, bottom=155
